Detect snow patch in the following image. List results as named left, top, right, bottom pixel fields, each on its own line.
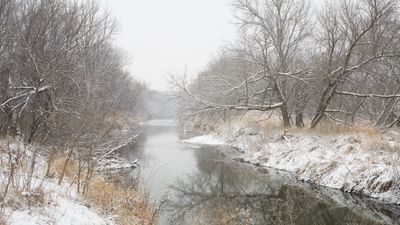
left=182, top=134, right=225, bottom=145
left=9, top=197, right=112, bottom=225
left=96, top=157, right=138, bottom=171
left=0, top=140, right=116, bottom=225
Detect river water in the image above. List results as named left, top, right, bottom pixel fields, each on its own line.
left=121, top=120, right=400, bottom=225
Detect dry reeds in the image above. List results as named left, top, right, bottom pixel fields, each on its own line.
left=86, top=178, right=157, bottom=225
left=51, top=155, right=158, bottom=225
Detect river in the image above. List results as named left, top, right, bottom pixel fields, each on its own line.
left=121, top=120, right=400, bottom=225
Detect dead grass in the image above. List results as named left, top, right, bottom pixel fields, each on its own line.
left=0, top=213, right=6, bottom=225
left=0, top=140, right=48, bottom=211
left=27, top=187, right=45, bottom=207
left=51, top=155, right=158, bottom=225
left=1, top=139, right=158, bottom=225
left=51, top=155, right=79, bottom=178
left=217, top=111, right=285, bottom=136
left=313, top=122, right=380, bottom=137
left=281, top=119, right=382, bottom=138
left=86, top=178, right=157, bottom=225
left=225, top=112, right=382, bottom=139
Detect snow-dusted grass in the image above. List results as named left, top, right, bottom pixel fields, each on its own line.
left=8, top=184, right=114, bottom=225
left=0, top=139, right=115, bottom=225
left=83, top=177, right=157, bottom=225
left=0, top=212, right=6, bottom=225
left=188, top=113, right=400, bottom=205
left=261, top=133, right=399, bottom=202
left=0, top=138, right=156, bottom=225
left=228, top=126, right=400, bottom=204
left=50, top=154, right=156, bottom=225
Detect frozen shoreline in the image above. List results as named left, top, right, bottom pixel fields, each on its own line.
left=183, top=127, right=400, bottom=205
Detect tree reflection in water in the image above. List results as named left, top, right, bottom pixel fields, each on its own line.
left=166, top=160, right=399, bottom=225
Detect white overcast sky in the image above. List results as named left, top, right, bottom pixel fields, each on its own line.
left=101, top=0, right=237, bottom=91
left=101, top=0, right=322, bottom=91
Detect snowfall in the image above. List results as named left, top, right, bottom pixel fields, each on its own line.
left=183, top=125, right=400, bottom=205
left=0, top=140, right=123, bottom=225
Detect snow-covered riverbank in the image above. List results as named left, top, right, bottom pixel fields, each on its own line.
left=0, top=140, right=114, bottom=225
left=183, top=125, right=400, bottom=205
left=5, top=179, right=115, bottom=225
left=0, top=139, right=147, bottom=225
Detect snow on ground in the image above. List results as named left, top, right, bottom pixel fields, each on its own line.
left=96, top=157, right=138, bottom=171
left=182, top=134, right=226, bottom=145
left=3, top=177, right=115, bottom=225
left=191, top=125, right=400, bottom=204
left=9, top=193, right=113, bottom=225
left=0, top=139, right=115, bottom=225
left=255, top=133, right=400, bottom=204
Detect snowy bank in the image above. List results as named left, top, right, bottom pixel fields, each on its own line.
left=182, top=134, right=225, bottom=145
left=199, top=125, right=400, bottom=204
left=7, top=181, right=114, bottom=225
left=0, top=139, right=148, bottom=225
left=0, top=140, right=115, bottom=225
left=96, top=157, right=138, bottom=171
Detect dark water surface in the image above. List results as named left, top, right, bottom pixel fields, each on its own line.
left=121, top=120, right=400, bottom=225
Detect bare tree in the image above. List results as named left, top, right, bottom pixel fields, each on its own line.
left=233, top=0, right=311, bottom=127
left=173, top=0, right=312, bottom=127
left=174, top=0, right=400, bottom=130
left=0, top=0, right=17, bottom=135
left=310, top=0, right=400, bottom=128
left=0, top=0, right=147, bottom=192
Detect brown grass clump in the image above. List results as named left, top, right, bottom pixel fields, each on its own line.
left=51, top=156, right=79, bottom=178
left=27, top=187, right=46, bottom=207
left=0, top=213, right=6, bottom=225
left=300, top=120, right=382, bottom=137
left=50, top=155, right=158, bottom=225
left=85, top=177, right=157, bottom=225
left=12, top=188, right=45, bottom=208
left=227, top=112, right=383, bottom=140
left=0, top=209, right=7, bottom=225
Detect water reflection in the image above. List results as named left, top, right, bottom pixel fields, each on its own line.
left=119, top=120, right=400, bottom=225
left=167, top=160, right=400, bottom=225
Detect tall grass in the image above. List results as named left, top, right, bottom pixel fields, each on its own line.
left=0, top=212, right=6, bottom=225
left=86, top=177, right=157, bottom=225
left=51, top=155, right=159, bottom=225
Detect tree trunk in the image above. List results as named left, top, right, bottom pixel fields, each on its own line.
left=280, top=102, right=291, bottom=127
left=295, top=111, right=304, bottom=128
left=58, top=147, right=74, bottom=185
left=273, top=81, right=291, bottom=127
left=0, top=67, right=10, bottom=136
left=310, top=84, right=337, bottom=128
